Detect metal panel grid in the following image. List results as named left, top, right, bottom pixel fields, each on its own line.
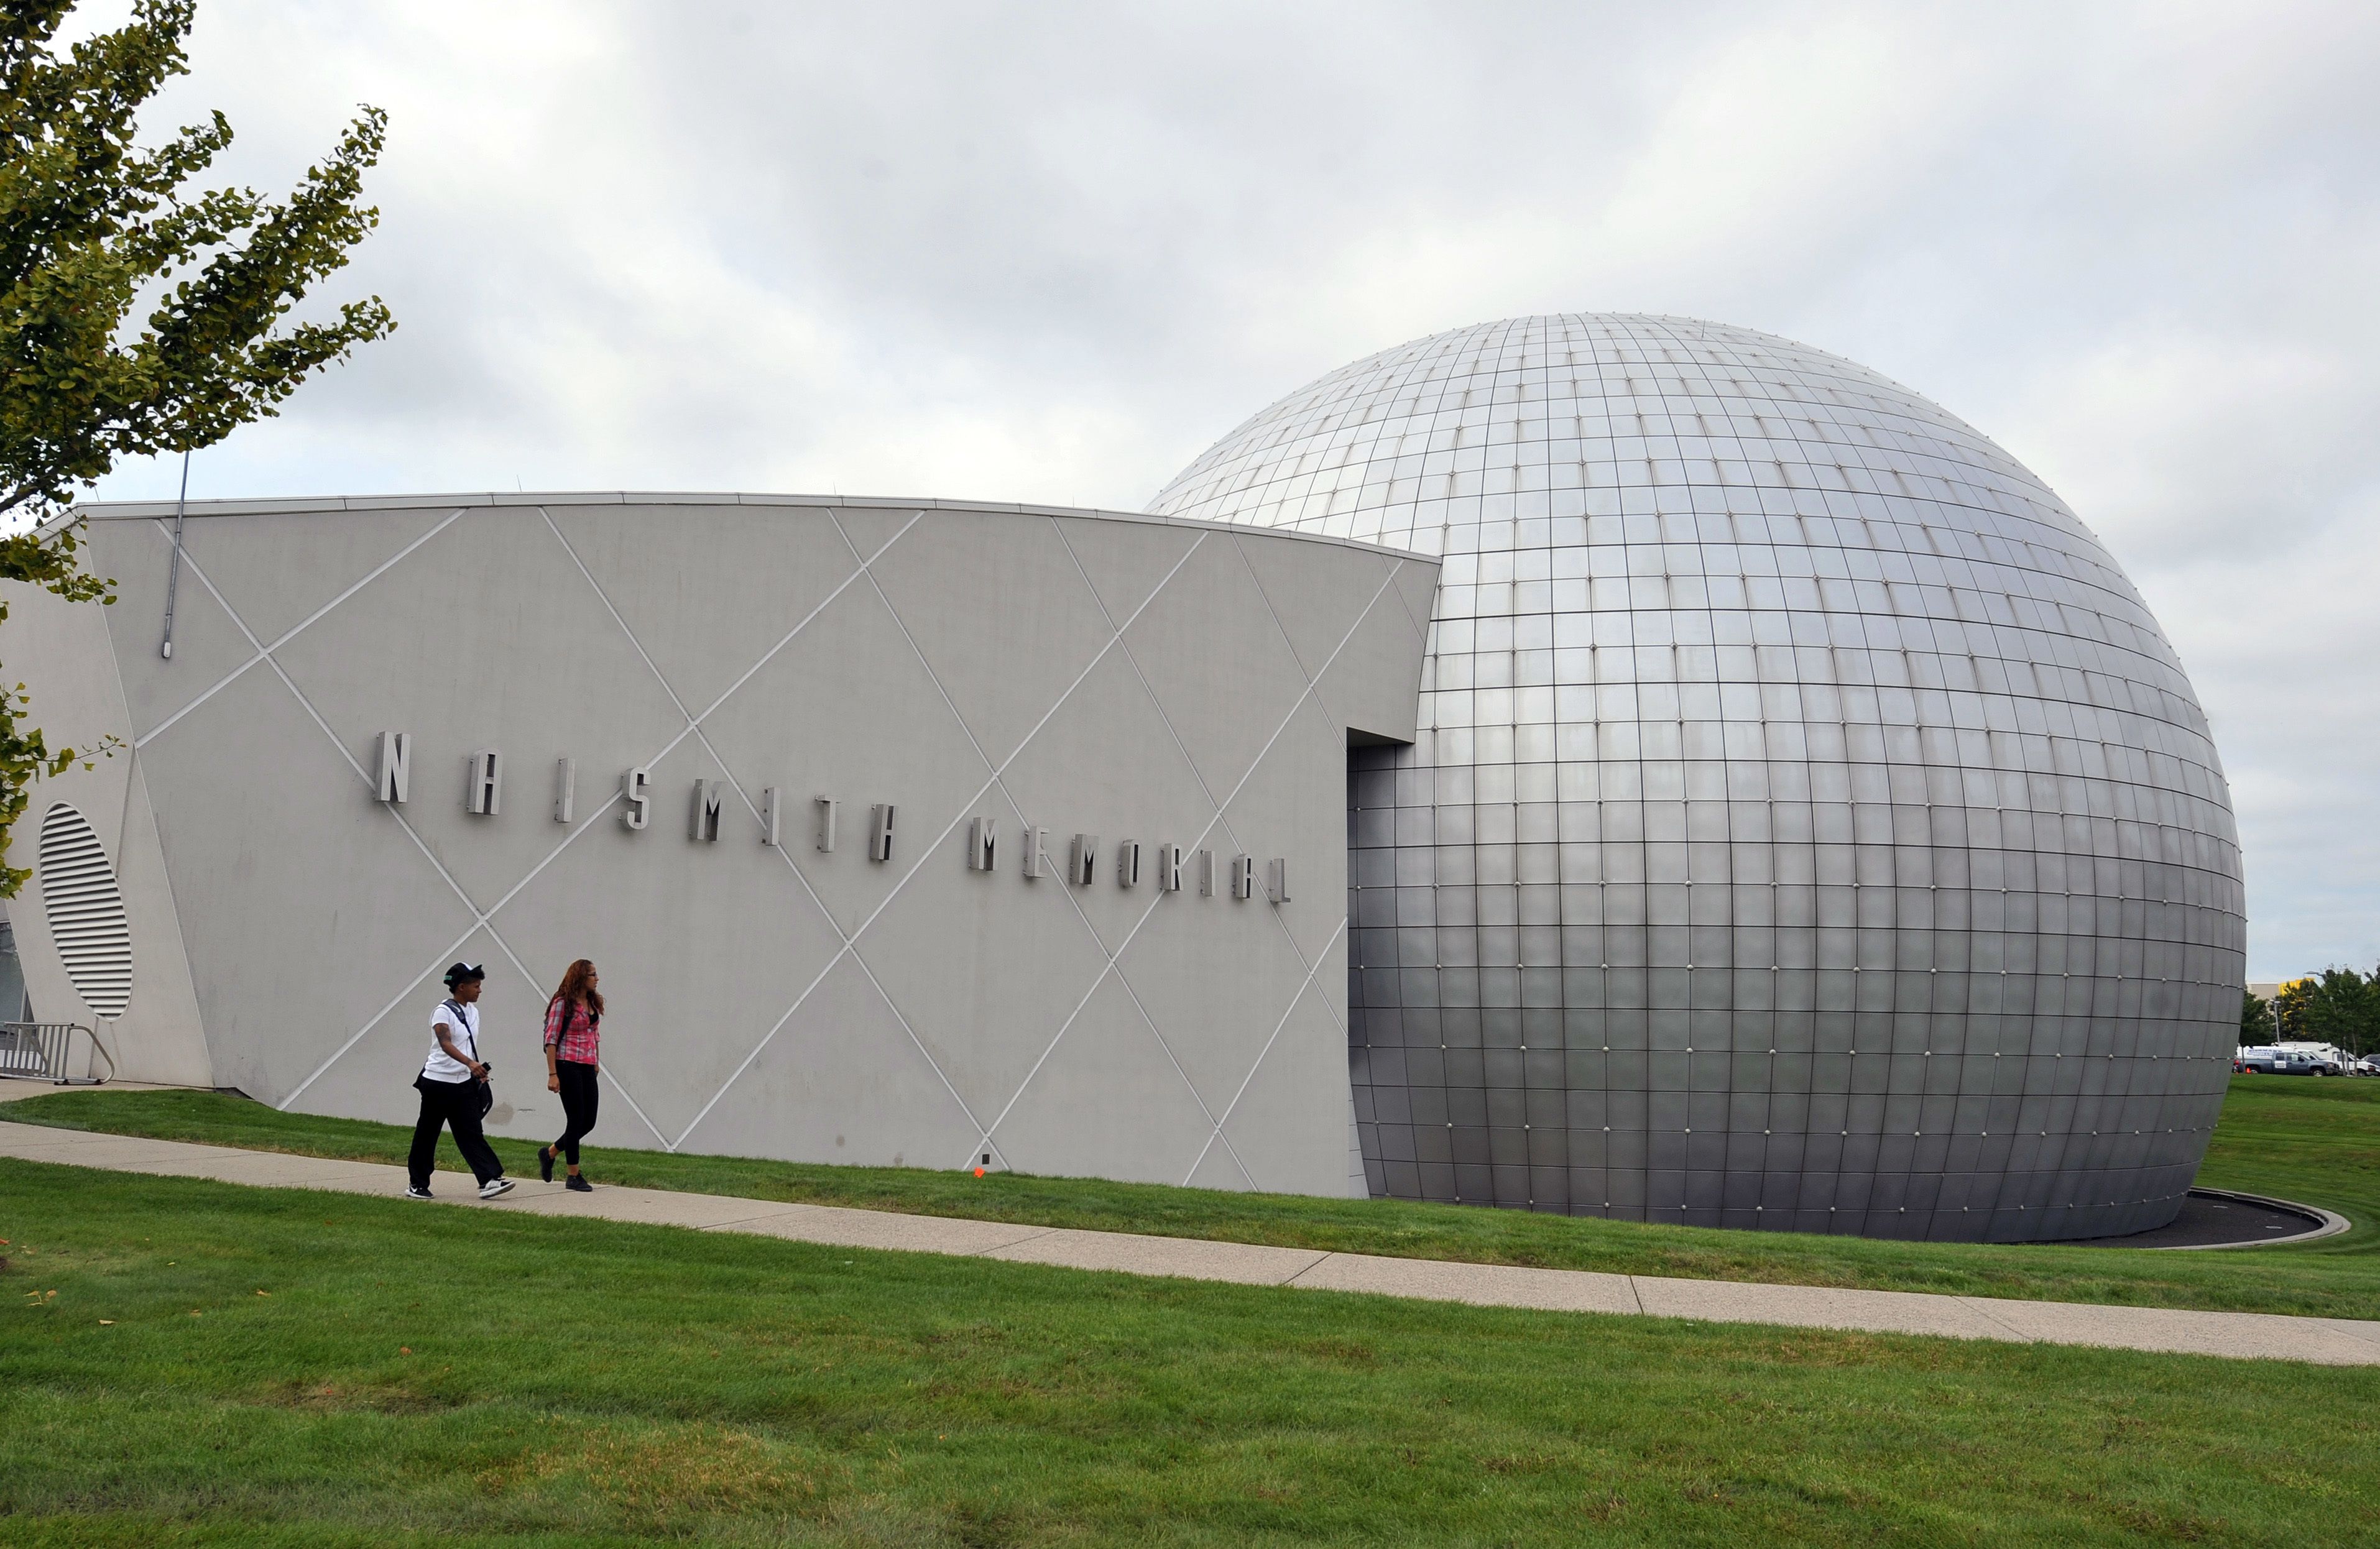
left=1151, top=313, right=2246, bottom=1243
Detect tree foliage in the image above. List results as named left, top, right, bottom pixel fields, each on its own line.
left=2240, top=988, right=2275, bottom=1044
left=2271, top=968, right=2380, bottom=1057
left=0, top=0, right=392, bottom=893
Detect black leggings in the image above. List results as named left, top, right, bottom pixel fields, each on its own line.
left=554, top=1059, right=599, bottom=1165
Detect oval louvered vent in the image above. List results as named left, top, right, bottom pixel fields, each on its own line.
left=37, top=802, right=132, bottom=1018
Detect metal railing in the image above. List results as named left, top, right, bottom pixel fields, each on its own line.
left=0, top=1022, right=115, bottom=1085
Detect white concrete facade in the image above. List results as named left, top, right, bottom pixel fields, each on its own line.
left=2, top=494, right=1434, bottom=1197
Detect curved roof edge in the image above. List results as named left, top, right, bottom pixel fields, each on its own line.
left=62, top=490, right=1433, bottom=565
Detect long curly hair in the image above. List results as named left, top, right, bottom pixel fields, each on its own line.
left=550, top=958, right=603, bottom=1019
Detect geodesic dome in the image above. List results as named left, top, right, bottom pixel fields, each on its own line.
left=1150, top=313, right=2246, bottom=1241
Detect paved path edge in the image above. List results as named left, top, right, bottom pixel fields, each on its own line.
left=4, top=1119, right=2376, bottom=1367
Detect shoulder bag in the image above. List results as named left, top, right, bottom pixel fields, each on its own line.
left=443, top=996, right=496, bottom=1118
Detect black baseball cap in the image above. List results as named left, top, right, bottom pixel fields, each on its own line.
left=443, top=963, right=486, bottom=988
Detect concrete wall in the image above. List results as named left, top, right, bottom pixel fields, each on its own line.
left=6, top=494, right=1431, bottom=1197
left=0, top=581, right=213, bottom=1087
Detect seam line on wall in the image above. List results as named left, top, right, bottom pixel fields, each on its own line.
left=132, top=507, right=471, bottom=750
left=833, top=512, right=1250, bottom=1182
left=670, top=526, right=1215, bottom=1156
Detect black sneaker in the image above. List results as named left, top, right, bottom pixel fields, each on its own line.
left=565, top=1175, right=593, bottom=1193
left=405, top=1186, right=432, bottom=1200
left=538, top=1146, right=555, bottom=1182
left=479, top=1177, right=516, bottom=1200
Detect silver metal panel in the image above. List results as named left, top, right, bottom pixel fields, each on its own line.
left=1149, top=313, right=2244, bottom=1242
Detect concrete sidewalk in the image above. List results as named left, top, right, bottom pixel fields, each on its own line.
left=5, top=1116, right=2378, bottom=1366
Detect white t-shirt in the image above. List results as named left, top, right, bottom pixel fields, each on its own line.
left=423, top=1000, right=481, bottom=1083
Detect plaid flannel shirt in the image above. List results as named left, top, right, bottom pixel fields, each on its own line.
left=545, top=996, right=600, bottom=1065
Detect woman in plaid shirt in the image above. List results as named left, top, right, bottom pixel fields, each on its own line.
left=538, top=959, right=603, bottom=1191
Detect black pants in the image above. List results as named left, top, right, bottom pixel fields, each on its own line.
left=554, top=1059, right=599, bottom=1165
left=409, top=1075, right=504, bottom=1189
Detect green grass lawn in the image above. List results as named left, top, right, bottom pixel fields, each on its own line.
left=2, top=1161, right=2376, bottom=1547
left=7, top=1076, right=2378, bottom=1321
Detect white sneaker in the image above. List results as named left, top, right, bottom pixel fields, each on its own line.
left=479, top=1177, right=515, bottom=1200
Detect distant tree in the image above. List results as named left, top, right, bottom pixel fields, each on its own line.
left=0, top=0, right=392, bottom=893
left=2274, top=978, right=2312, bottom=1043
left=2273, top=968, right=2380, bottom=1059
left=2240, top=989, right=2274, bottom=1044
left=2266, top=980, right=2304, bottom=1042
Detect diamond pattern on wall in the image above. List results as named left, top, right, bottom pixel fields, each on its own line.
left=864, top=510, right=1119, bottom=769
left=676, top=950, right=982, bottom=1167
left=545, top=502, right=882, bottom=721
left=167, top=504, right=466, bottom=646
left=990, top=645, right=1219, bottom=957
left=108, top=499, right=1428, bottom=1195
left=113, top=523, right=303, bottom=745
left=989, top=969, right=1229, bottom=1185
left=1117, top=535, right=1319, bottom=803
left=1054, top=518, right=1204, bottom=623
left=691, top=574, right=1004, bottom=937
left=263, top=507, right=695, bottom=908
left=486, top=736, right=847, bottom=1144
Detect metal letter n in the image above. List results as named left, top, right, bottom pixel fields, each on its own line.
left=374, top=731, right=411, bottom=805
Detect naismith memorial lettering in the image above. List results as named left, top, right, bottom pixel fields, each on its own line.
left=368, top=729, right=1289, bottom=903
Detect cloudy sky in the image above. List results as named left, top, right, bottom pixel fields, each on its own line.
left=70, top=1, right=2380, bottom=980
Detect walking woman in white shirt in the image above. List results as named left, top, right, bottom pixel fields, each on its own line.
left=405, top=963, right=515, bottom=1200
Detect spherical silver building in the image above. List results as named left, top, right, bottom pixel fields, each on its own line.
left=1149, top=314, right=2245, bottom=1241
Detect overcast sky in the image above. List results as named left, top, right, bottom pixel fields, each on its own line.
left=70, top=1, right=2380, bottom=981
